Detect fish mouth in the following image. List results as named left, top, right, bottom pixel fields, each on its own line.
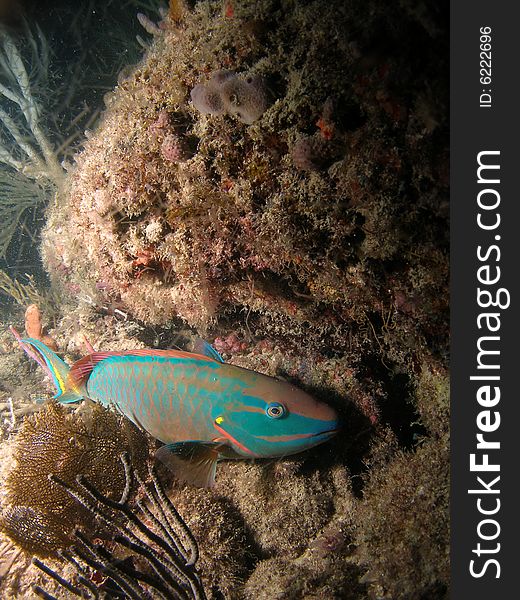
left=311, top=427, right=339, bottom=441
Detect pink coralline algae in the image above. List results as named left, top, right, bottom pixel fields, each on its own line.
left=190, top=70, right=271, bottom=124
left=292, top=135, right=331, bottom=172
left=291, top=133, right=344, bottom=172
left=161, top=133, right=189, bottom=162
left=213, top=333, right=248, bottom=355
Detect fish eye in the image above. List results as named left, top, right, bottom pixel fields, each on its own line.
left=266, top=402, right=286, bottom=419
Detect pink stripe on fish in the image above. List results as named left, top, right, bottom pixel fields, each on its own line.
left=213, top=422, right=256, bottom=456
left=255, top=432, right=317, bottom=442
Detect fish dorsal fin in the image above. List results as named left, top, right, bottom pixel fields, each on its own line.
left=69, top=347, right=218, bottom=386
left=69, top=352, right=120, bottom=387
left=192, top=339, right=225, bottom=363
left=155, top=441, right=225, bottom=488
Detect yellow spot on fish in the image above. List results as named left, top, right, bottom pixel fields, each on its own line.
left=215, top=416, right=224, bottom=425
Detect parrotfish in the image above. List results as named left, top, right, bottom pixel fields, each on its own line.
left=13, top=334, right=339, bottom=487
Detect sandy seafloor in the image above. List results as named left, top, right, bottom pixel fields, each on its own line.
left=0, top=1, right=449, bottom=598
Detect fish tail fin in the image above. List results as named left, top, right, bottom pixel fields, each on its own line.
left=11, top=328, right=84, bottom=404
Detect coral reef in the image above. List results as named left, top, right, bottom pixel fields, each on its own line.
left=291, top=134, right=343, bottom=172
left=41, top=0, right=449, bottom=362
left=353, top=367, right=450, bottom=598
left=0, top=402, right=149, bottom=558
left=232, top=364, right=450, bottom=600
left=355, top=436, right=449, bottom=598
left=33, top=452, right=206, bottom=600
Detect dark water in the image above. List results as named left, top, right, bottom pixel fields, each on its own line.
left=0, top=0, right=150, bottom=287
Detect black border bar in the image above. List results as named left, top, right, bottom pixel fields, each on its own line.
left=451, top=2, right=519, bottom=596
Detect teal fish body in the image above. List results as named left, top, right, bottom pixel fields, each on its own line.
left=14, top=336, right=339, bottom=487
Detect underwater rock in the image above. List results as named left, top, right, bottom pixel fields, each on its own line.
left=166, top=482, right=251, bottom=598
left=291, top=134, right=341, bottom=172
left=41, top=0, right=448, bottom=355
left=353, top=366, right=450, bottom=598
left=243, top=555, right=366, bottom=600
left=354, top=437, right=450, bottom=598
left=241, top=467, right=365, bottom=600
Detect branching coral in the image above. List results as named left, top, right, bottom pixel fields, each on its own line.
left=0, top=26, right=63, bottom=183
left=0, top=2, right=161, bottom=261
left=0, top=402, right=149, bottom=558
left=32, top=452, right=206, bottom=600
left=0, top=24, right=65, bottom=260
left=0, top=170, right=51, bottom=258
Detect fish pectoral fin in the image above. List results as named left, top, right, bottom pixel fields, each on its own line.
left=155, top=441, right=224, bottom=488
